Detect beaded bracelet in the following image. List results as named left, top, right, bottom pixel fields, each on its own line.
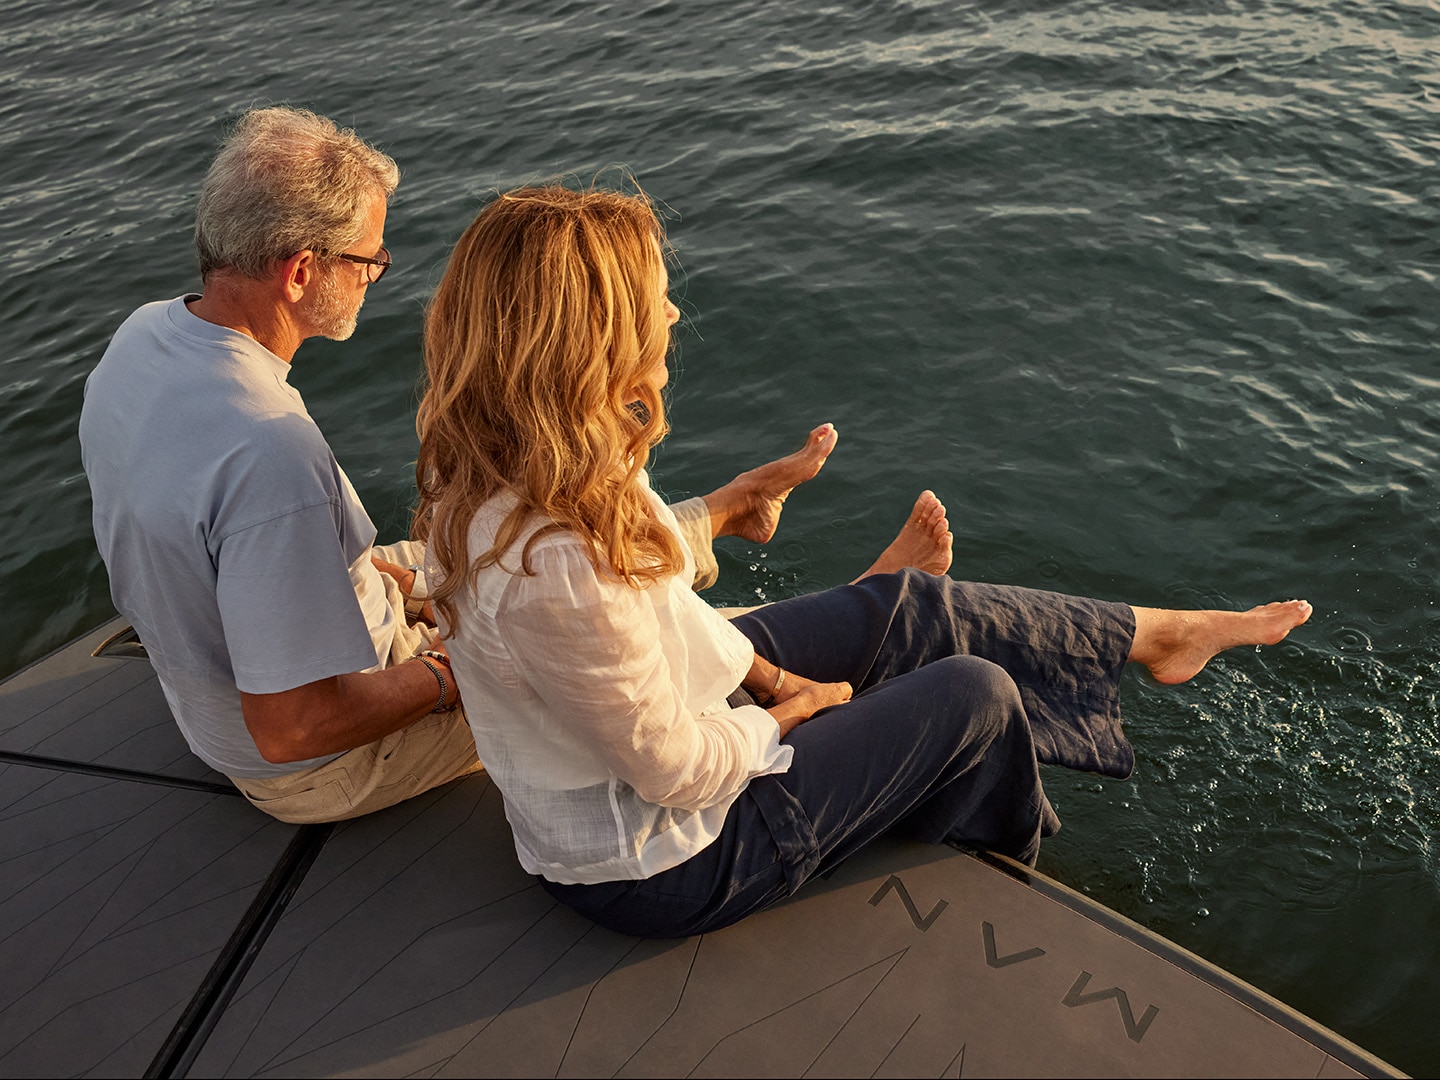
left=415, top=651, right=458, bottom=713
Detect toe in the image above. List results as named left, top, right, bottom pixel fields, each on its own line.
left=810, top=423, right=838, bottom=455
left=911, top=490, right=940, bottom=520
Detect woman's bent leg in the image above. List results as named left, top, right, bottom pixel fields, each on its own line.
left=543, top=655, right=1051, bottom=938
left=733, top=569, right=1136, bottom=776
left=765, top=655, right=1057, bottom=870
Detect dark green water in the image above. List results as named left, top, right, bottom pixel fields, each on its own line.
left=3, top=0, right=1438, bottom=1070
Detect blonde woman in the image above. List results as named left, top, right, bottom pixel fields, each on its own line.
left=414, top=186, right=1311, bottom=938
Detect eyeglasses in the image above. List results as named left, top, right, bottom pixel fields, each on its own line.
left=326, top=246, right=391, bottom=283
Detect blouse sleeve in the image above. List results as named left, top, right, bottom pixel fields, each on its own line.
left=495, top=539, right=782, bottom=811
left=668, top=496, right=719, bottom=591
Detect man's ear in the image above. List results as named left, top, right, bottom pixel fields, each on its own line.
left=278, top=249, right=317, bottom=304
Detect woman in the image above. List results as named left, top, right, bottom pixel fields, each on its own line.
left=414, top=186, right=1311, bottom=938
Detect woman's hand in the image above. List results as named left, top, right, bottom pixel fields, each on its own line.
left=744, top=654, right=851, bottom=736
left=766, top=678, right=851, bottom=737
left=768, top=669, right=826, bottom=705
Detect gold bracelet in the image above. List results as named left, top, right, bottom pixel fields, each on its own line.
left=761, top=668, right=786, bottom=706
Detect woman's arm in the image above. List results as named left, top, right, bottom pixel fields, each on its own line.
left=497, top=541, right=791, bottom=810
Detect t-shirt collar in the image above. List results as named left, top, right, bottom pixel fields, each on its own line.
left=167, top=294, right=294, bottom=383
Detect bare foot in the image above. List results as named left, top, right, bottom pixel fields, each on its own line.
left=1130, top=600, right=1313, bottom=685
left=702, top=424, right=839, bottom=543
left=855, top=490, right=954, bottom=581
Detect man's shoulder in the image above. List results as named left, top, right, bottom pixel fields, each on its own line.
left=232, top=410, right=344, bottom=500
left=90, top=296, right=313, bottom=435
left=88, top=296, right=235, bottom=398
left=82, top=295, right=349, bottom=530
left=103, top=295, right=192, bottom=350
left=85, top=297, right=172, bottom=377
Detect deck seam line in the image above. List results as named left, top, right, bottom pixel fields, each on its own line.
left=255, top=889, right=562, bottom=1073
left=0, top=748, right=238, bottom=797
left=142, top=822, right=334, bottom=1079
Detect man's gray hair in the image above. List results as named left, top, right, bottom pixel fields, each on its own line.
left=195, top=107, right=400, bottom=279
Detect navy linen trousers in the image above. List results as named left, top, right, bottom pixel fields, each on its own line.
left=542, top=568, right=1137, bottom=938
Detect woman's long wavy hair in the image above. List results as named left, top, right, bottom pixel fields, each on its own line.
left=413, top=185, right=685, bottom=633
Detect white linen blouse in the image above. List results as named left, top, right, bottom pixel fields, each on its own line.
left=435, top=475, right=793, bottom=885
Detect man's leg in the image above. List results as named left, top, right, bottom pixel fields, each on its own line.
left=228, top=708, right=481, bottom=824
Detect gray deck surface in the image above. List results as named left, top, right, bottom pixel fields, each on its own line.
left=0, top=620, right=1405, bottom=1078
left=0, top=621, right=224, bottom=785
left=0, top=761, right=295, bottom=1076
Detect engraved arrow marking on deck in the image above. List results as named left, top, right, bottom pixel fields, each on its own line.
left=868, top=875, right=948, bottom=931
left=1062, top=971, right=1159, bottom=1043
left=981, top=921, right=1045, bottom=968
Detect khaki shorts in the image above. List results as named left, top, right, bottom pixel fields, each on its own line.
left=228, top=708, right=483, bottom=824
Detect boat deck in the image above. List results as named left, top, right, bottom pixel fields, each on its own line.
left=0, top=620, right=1404, bottom=1078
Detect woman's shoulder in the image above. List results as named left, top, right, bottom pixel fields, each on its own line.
left=495, top=532, right=649, bottom=633
left=443, top=500, right=587, bottom=626
left=469, top=499, right=579, bottom=558
left=463, top=496, right=589, bottom=579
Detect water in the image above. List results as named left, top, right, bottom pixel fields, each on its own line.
left=3, top=0, right=1438, bottom=1070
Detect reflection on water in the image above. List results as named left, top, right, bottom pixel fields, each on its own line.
left=3, top=0, right=1439, bottom=1071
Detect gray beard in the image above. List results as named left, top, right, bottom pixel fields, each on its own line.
left=306, top=268, right=362, bottom=341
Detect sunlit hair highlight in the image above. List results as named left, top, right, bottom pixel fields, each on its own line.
left=413, top=184, right=683, bottom=633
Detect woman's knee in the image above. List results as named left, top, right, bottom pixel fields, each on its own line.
left=929, top=653, right=1018, bottom=695
left=923, top=655, right=1025, bottom=736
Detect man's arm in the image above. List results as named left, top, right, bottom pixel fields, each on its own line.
left=239, top=652, right=457, bottom=763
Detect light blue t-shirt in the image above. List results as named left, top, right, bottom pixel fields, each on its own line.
left=79, top=296, right=384, bottom=778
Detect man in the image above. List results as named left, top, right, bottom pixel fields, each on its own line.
left=79, top=107, right=892, bottom=825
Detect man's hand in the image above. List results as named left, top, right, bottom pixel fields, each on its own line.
left=372, top=556, right=416, bottom=595
left=373, top=556, right=434, bottom=623
left=702, top=423, right=838, bottom=542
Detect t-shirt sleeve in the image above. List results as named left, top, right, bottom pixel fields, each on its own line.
left=216, top=501, right=380, bottom=693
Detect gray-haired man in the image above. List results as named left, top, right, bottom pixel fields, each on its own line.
left=79, top=107, right=840, bottom=824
